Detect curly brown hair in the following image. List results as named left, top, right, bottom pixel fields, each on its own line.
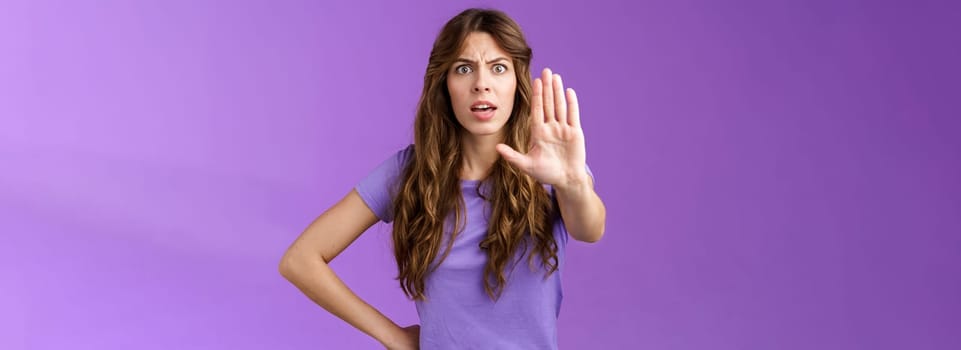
left=390, top=8, right=559, bottom=302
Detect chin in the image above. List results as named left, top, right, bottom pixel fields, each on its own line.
left=456, top=115, right=508, bottom=137
left=464, top=124, right=504, bottom=136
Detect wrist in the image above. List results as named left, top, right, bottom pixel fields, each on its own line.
left=555, top=168, right=591, bottom=194
left=377, top=323, right=405, bottom=347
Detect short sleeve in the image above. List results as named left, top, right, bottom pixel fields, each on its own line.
left=355, top=144, right=414, bottom=223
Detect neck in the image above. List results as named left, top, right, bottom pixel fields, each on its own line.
left=460, top=131, right=504, bottom=181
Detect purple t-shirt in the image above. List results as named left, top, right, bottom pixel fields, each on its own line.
left=356, top=144, right=594, bottom=350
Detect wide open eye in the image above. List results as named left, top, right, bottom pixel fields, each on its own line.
left=493, top=64, right=508, bottom=74
left=456, top=65, right=473, bottom=74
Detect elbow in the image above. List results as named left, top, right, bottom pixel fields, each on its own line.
left=278, top=253, right=296, bottom=280
left=573, top=224, right=605, bottom=243
left=279, top=248, right=307, bottom=280
left=587, top=234, right=604, bottom=243
left=583, top=229, right=605, bottom=243
left=279, top=246, right=329, bottom=281
left=585, top=219, right=607, bottom=243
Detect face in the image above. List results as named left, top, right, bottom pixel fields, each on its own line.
left=447, top=32, right=517, bottom=139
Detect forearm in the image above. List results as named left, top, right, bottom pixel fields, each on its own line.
left=280, top=252, right=404, bottom=347
left=554, top=175, right=606, bottom=242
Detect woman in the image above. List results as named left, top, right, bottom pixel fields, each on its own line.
left=280, top=8, right=606, bottom=349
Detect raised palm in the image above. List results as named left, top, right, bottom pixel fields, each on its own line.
left=496, top=68, right=588, bottom=188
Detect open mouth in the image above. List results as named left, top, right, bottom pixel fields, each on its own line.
left=470, top=106, right=497, bottom=112
left=469, top=101, right=497, bottom=120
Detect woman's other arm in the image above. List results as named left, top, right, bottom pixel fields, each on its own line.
left=279, top=189, right=417, bottom=349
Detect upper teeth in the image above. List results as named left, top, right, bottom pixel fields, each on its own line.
left=475, top=104, right=491, bottom=109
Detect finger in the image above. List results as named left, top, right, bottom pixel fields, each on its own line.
left=553, top=73, right=567, bottom=125
left=567, top=87, right=580, bottom=128
left=496, top=143, right=533, bottom=173
left=541, top=68, right=554, bottom=123
left=531, top=78, right=544, bottom=125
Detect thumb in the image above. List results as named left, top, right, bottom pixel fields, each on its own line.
left=496, top=143, right=532, bottom=172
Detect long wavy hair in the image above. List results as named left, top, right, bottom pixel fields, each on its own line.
left=390, top=8, right=559, bottom=302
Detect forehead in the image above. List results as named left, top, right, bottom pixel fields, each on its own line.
left=457, top=32, right=510, bottom=60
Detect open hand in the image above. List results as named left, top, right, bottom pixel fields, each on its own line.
left=496, top=68, right=589, bottom=188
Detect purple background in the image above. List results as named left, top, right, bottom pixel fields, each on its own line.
left=2, top=0, right=959, bottom=349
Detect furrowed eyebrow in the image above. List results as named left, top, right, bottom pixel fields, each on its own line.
left=453, top=57, right=510, bottom=65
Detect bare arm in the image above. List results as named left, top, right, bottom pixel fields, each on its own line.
left=494, top=68, right=607, bottom=243
left=555, top=172, right=606, bottom=243
left=279, top=189, right=414, bottom=349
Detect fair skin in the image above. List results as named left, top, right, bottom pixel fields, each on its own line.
left=450, top=32, right=606, bottom=242
left=278, top=190, right=419, bottom=350
left=279, top=31, right=605, bottom=350
left=447, top=32, right=517, bottom=181
left=497, top=67, right=607, bottom=243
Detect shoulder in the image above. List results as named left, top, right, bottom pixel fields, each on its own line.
left=354, top=143, right=415, bottom=222
left=372, top=143, right=415, bottom=175
left=396, top=143, right=415, bottom=166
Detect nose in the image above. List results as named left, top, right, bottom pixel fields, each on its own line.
left=472, top=71, right=492, bottom=93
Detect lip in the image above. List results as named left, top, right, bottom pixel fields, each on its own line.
left=471, top=107, right=495, bottom=121
left=470, top=100, right=498, bottom=109
left=469, top=100, right=497, bottom=121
